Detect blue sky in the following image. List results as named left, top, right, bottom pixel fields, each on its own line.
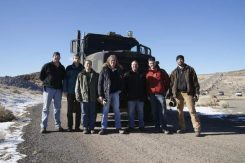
left=0, top=0, right=245, bottom=76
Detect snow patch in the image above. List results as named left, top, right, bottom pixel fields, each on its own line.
left=0, top=122, right=26, bottom=162
left=0, top=87, right=42, bottom=163
left=169, top=106, right=245, bottom=122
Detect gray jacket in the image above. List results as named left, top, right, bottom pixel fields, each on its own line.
left=75, top=69, right=99, bottom=102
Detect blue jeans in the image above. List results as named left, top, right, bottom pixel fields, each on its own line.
left=128, top=100, right=144, bottom=128
left=149, top=94, right=167, bottom=129
left=40, top=87, right=62, bottom=129
left=101, top=91, right=121, bottom=129
left=81, top=102, right=96, bottom=130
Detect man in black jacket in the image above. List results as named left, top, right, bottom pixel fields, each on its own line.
left=124, top=60, right=146, bottom=132
left=39, top=52, right=66, bottom=133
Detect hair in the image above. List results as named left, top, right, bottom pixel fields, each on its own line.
left=106, top=55, right=118, bottom=67
left=73, top=54, right=80, bottom=58
left=176, top=55, right=184, bottom=61
left=84, top=59, right=92, bottom=65
left=53, top=51, right=60, bottom=56
left=131, top=60, right=138, bottom=65
left=148, top=57, right=155, bottom=62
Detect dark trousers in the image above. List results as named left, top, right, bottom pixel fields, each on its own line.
left=67, top=93, right=81, bottom=129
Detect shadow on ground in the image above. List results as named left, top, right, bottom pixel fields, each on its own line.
left=95, top=110, right=245, bottom=136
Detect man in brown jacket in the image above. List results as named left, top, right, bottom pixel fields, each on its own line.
left=170, top=55, right=201, bottom=137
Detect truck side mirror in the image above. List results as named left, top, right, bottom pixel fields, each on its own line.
left=70, top=40, right=79, bottom=54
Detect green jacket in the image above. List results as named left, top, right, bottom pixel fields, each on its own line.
left=170, top=64, right=200, bottom=97
left=75, top=69, right=99, bottom=102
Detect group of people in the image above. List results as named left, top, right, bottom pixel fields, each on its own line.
left=39, top=52, right=201, bottom=137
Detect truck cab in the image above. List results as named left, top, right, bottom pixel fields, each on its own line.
left=71, top=31, right=152, bottom=74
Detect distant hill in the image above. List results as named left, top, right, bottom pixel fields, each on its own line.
left=223, top=69, right=245, bottom=76
left=198, top=69, right=245, bottom=97
left=17, top=72, right=41, bottom=86
left=0, top=72, right=41, bottom=91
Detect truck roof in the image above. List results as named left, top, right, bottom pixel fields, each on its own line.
left=83, top=33, right=139, bottom=56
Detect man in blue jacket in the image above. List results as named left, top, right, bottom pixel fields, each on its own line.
left=63, top=54, right=84, bottom=132
left=39, top=52, right=66, bottom=133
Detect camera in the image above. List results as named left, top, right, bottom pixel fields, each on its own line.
left=169, top=98, right=177, bottom=107
left=97, top=97, right=107, bottom=106
left=102, top=99, right=107, bottom=106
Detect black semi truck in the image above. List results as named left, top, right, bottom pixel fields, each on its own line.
left=70, top=30, right=154, bottom=121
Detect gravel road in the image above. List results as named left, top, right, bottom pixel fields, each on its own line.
left=17, top=102, right=245, bottom=163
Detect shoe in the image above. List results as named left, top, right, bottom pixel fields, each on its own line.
left=99, top=129, right=107, bottom=135
left=90, top=130, right=96, bottom=134
left=162, top=129, right=171, bottom=134
left=176, top=129, right=186, bottom=134
left=116, top=128, right=127, bottom=134
left=83, top=129, right=90, bottom=134
left=75, top=128, right=82, bottom=132
left=55, top=127, right=64, bottom=132
left=40, top=128, right=47, bottom=134
left=126, top=127, right=134, bottom=132
left=195, top=131, right=201, bottom=137
left=154, top=127, right=162, bottom=133
left=139, top=127, right=145, bottom=132
left=67, top=128, right=73, bottom=132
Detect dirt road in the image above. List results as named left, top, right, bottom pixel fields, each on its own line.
left=18, top=102, right=245, bottom=163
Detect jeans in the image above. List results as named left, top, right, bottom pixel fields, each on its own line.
left=67, top=93, right=81, bottom=129
left=128, top=100, right=144, bottom=128
left=40, top=87, right=62, bottom=129
left=149, top=94, right=167, bottom=129
left=81, top=102, right=96, bottom=130
left=101, top=91, right=121, bottom=129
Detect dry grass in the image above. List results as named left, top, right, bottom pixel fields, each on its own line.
left=12, top=89, right=21, bottom=94
left=197, top=95, right=231, bottom=108
left=0, top=104, right=15, bottom=122
left=219, top=100, right=230, bottom=108
left=196, top=95, right=219, bottom=107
